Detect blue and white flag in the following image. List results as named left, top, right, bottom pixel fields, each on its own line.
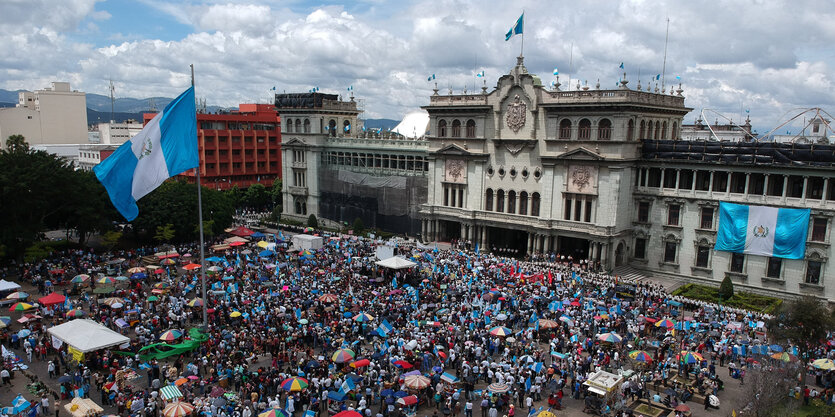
left=377, top=319, right=393, bottom=336
left=505, top=13, right=524, bottom=41
left=715, top=202, right=810, bottom=259
left=427, top=74, right=435, bottom=82
left=94, top=87, right=198, bottom=221
left=476, top=71, right=485, bottom=77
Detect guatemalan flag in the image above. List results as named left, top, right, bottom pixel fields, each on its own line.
left=94, top=87, right=198, bottom=221
left=715, top=202, right=810, bottom=259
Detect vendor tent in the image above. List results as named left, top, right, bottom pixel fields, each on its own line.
left=47, top=319, right=130, bottom=353
left=375, top=256, right=417, bottom=270
left=228, top=226, right=254, bottom=237
left=292, top=234, right=323, bottom=251
left=223, top=236, right=249, bottom=244
left=38, top=293, right=66, bottom=306
left=64, top=397, right=103, bottom=417
left=0, top=280, right=21, bottom=292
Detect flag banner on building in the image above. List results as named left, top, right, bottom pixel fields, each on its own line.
left=94, top=86, right=198, bottom=221
left=715, top=202, right=810, bottom=259
left=505, top=13, right=523, bottom=41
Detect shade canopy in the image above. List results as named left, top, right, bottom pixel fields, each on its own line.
left=375, top=256, right=417, bottom=270
left=38, top=292, right=66, bottom=306
left=0, top=280, right=21, bottom=292
left=47, top=319, right=130, bottom=353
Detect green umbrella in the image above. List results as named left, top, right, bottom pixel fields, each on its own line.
left=147, top=295, right=160, bottom=302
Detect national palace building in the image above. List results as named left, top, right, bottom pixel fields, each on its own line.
left=418, top=56, right=835, bottom=301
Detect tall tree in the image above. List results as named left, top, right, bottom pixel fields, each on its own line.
left=5, top=134, right=28, bottom=153
left=768, top=296, right=834, bottom=386
left=243, top=183, right=271, bottom=210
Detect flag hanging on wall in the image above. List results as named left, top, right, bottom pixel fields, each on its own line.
left=715, top=202, right=810, bottom=259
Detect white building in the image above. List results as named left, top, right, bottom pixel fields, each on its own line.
left=421, top=56, right=835, bottom=302
left=77, top=145, right=119, bottom=172
left=91, top=120, right=144, bottom=145
left=0, top=82, right=88, bottom=150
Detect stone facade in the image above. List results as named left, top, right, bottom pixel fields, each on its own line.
left=420, top=57, right=835, bottom=301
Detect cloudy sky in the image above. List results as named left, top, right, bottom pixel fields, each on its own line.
left=2, top=0, right=834, bottom=132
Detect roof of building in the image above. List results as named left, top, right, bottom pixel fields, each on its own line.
left=642, top=139, right=835, bottom=167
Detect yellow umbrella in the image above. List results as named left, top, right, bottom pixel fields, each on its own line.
left=230, top=311, right=242, bottom=318
left=257, top=241, right=269, bottom=248
left=813, top=358, right=835, bottom=370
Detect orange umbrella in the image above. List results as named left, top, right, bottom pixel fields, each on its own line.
left=174, top=378, right=188, bottom=386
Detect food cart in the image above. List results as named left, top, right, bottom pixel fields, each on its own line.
left=582, top=370, right=624, bottom=415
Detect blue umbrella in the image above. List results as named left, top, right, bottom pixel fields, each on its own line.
left=343, top=312, right=353, bottom=318
left=770, top=345, right=784, bottom=352
left=394, top=391, right=408, bottom=398
left=327, top=391, right=346, bottom=401
left=17, top=329, right=31, bottom=338
left=381, top=389, right=394, bottom=397
left=259, top=250, right=274, bottom=257
left=130, top=272, right=147, bottom=280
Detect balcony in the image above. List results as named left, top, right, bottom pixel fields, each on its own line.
left=288, top=186, right=308, bottom=196
left=425, top=206, right=612, bottom=236
left=291, top=161, right=306, bottom=169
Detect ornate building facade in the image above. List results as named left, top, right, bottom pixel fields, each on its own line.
left=420, top=57, right=835, bottom=301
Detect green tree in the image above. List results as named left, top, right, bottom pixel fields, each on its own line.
left=196, top=219, right=215, bottom=238
left=270, top=178, right=283, bottom=209
left=719, top=275, right=735, bottom=300
left=6, top=134, right=29, bottom=153
left=226, top=185, right=242, bottom=208
left=154, top=223, right=175, bottom=243
left=101, top=230, right=123, bottom=251
left=243, top=183, right=271, bottom=210
left=307, top=214, right=318, bottom=228
left=352, top=217, right=365, bottom=235
left=768, top=296, right=834, bottom=387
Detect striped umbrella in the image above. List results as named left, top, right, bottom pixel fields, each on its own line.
left=318, top=294, right=338, bottom=303
left=403, top=375, right=431, bottom=390
left=159, top=330, right=183, bottom=342
left=4, top=292, right=29, bottom=301
left=488, top=326, right=512, bottom=337
left=258, top=408, right=288, bottom=417
left=597, top=332, right=623, bottom=343
left=159, top=385, right=183, bottom=400
left=163, top=402, right=194, bottom=417
left=97, top=276, right=117, bottom=285
left=353, top=312, right=375, bottom=322
left=680, top=351, right=704, bottom=364
left=487, top=383, right=510, bottom=393
left=154, top=282, right=171, bottom=290
left=187, top=298, right=204, bottom=308
left=101, top=297, right=123, bottom=307
left=629, top=350, right=653, bottom=363
left=332, top=348, right=356, bottom=363
left=71, top=274, right=90, bottom=283
left=538, top=319, right=559, bottom=329
left=127, top=267, right=146, bottom=274
left=655, top=319, right=676, bottom=329
left=65, top=309, right=85, bottom=318
left=280, top=377, right=309, bottom=392
left=8, top=302, right=33, bottom=312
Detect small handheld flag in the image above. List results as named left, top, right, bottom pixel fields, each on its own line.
left=94, top=86, right=198, bottom=221
left=427, top=74, right=435, bottom=82
left=505, top=13, right=524, bottom=41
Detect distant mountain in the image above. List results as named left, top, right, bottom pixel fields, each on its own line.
left=363, top=118, right=399, bottom=131
left=0, top=88, right=225, bottom=114
left=87, top=108, right=144, bottom=124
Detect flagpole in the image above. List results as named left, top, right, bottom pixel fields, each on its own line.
left=192, top=64, right=209, bottom=331
left=520, top=11, right=524, bottom=58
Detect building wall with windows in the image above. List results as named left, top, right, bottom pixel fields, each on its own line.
left=0, top=82, right=88, bottom=150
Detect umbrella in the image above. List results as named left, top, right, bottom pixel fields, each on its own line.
left=495, top=313, right=508, bottom=321
left=101, top=297, right=122, bottom=307
left=187, top=298, right=204, bottom=308
left=333, top=412, right=362, bottom=417
left=127, top=267, right=146, bottom=274
left=354, top=312, right=375, bottom=322
left=350, top=359, right=371, bottom=368
left=163, top=402, right=194, bottom=417
left=488, top=326, right=512, bottom=337
left=174, top=378, right=188, bottom=386
left=813, top=359, right=835, bottom=370
left=629, top=350, right=653, bottom=363
left=93, top=287, right=115, bottom=294
left=207, top=266, right=223, bottom=274
left=771, top=352, right=798, bottom=362
left=538, top=319, right=559, bottom=329
left=131, top=272, right=148, bottom=280
left=679, top=351, right=704, bottom=364
left=597, top=332, right=623, bottom=343
left=65, top=309, right=85, bottom=318
left=159, top=330, right=183, bottom=341
left=183, top=263, right=201, bottom=270
left=110, top=302, right=124, bottom=309
left=229, top=311, right=242, bottom=318
left=655, top=319, right=676, bottom=329
left=769, top=344, right=784, bottom=352
left=403, top=375, right=430, bottom=390
left=708, top=395, right=720, bottom=407
left=9, top=302, right=33, bottom=312
left=4, top=292, right=29, bottom=301
left=97, top=276, right=117, bottom=285
left=71, top=274, right=91, bottom=283
left=160, top=385, right=183, bottom=400
left=392, top=360, right=413, bottom=369
left=674, top=405, right=690, bottom=412
left=396, top=396, right=418, bottom=406
left=664, top=388, right=677, bottom=397
left=162, top=258, right=177, bottom=266
left=280, top=377, right=309, bottom=392
left=147, top=295, right=160, bottom=302
left=440, top=372, right=459, bottom=383
left=154, top=282, right=170, bottom=290
left=487, top=383, right=510, bottom=393
left=17, top=329, right=30, bottom=338
left=318, top=294, right=338, bottom=303
left=380, top=389, right=394, bottom=397
left=332, top=348, right=356, bottom=363
left=57, top=375, right=73, bottom=383
left=259, top=409, right=288, bottom=417
left=535, top=411, right=556, bottom=417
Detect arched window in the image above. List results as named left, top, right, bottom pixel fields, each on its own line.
left=438, top=120, right=447, bottom=137
left=451, top=120, right=461, bottom=137
left=672, top=122, right=678, bottom=140
left=559, top=119, right=572, bottom=140
left=343, top=120, right=351, bottom=135
left=597, top=119, right=612, bottom=140
left=531, top=193, right=541, bottom=217
left=295, top=119, right=301, bottom=133
left=496, top=190, right=505, bottom=213
left=507, top=190, right=516, bottom=213
left=328, top=119, right=337, bottom=137
left=639, top=120, right=646, bottom=139
left=485, top=188, right=493, bottom=211
left=466, top=119, right=476, bottom=138
left=661, top=121, right=667, bottom=139
left=286, top=119, right=294, bottom=133
left=654, top=121, right=660, bottom=140
left=578, top=119, right=591, bottom=140
left=627, top=119, right=635, bottom=141
left=303, top=119, right=310, bottom=133
left=519, top=192, right=528, bottom=215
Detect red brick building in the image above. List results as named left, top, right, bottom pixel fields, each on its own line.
left=144, top=104, right=281, bottom=190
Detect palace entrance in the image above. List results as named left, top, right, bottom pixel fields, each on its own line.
left=488, top=226, right=528, bottom=258
left=558, top=236, right=590, bottom=261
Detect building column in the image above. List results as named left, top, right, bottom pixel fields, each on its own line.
left=588, top=241, right=595, bottom=261
left=460, top=223, right=466, bottom=242
left=743, top=173, right=750, bottom=194
left=481, top=227, right=488, bottom=251
left=764, top=174, right=770, bottom=196
left=709, top=171, right=715, bottom=192
left=802, top=176, right=809, bottom=200
left=527, top=233, right=534, bottom=254
left=421, top=220, right=427, bottom=241
left=601, top=243, right=609, bottom=268
left=824, top=178, right=831, bottom=201
left=781, top=176, right=788, bottom=198
left=674, top=169, right=680, bottom=189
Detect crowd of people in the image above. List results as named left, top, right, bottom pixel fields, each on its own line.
left=3, top=228, right=834, bottom=417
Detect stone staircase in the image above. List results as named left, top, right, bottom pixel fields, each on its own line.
left=612, top=265, right=650, bottom=284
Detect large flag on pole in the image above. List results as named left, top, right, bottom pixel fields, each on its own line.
left=505, top=13, right=524, bottom=41
left=715, top=202, right=810, bottom=259
left=94, top=87, right=198, bottom=221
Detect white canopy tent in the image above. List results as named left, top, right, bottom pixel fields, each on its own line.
left=375, top=256, right=417, bottom=270
left=47, top=319, right=130, bottom=353
left=0, top=280, right=21, bottom=292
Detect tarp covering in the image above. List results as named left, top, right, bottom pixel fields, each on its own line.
left=64, top=397, right=103, bottom=417
left=375, top=256, right=417, bottom=270
left=275, top=93, right=338, bottom=109
left=337, top=170, right=407, bottom=189
left=47, top=319, right=130, bottom=353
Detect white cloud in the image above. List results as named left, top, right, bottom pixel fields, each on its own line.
left=1, top=0, right=834, bottom=128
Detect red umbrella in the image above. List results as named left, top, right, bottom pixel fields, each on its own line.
left=393, top=360, right=413, bottom=369
left=396, top=396, right=418, bottom=406
left=38, top=293, right=66, bottom=306
left=350, top=359, right=371, bottom=368
left=183, top=263, right=201, bottom=270
left=333, top=412, right=362, bottom=417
